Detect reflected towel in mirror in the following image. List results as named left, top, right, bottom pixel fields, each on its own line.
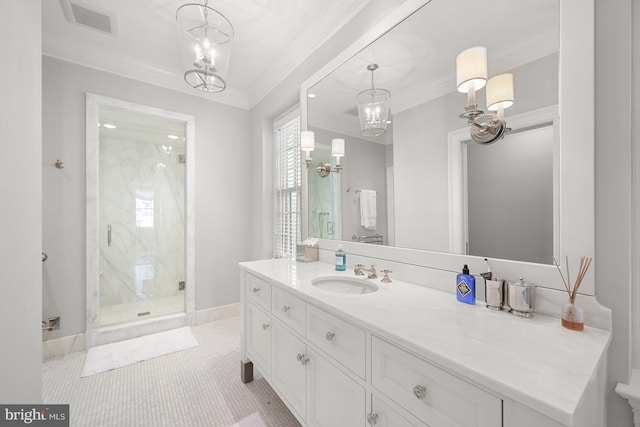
left=359, top=190, right=377, bottom=229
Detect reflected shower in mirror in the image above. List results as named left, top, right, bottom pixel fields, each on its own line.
left=306, top=0, right=559, bottom=264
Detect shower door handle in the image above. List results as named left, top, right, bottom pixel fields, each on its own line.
left=107, top=224, right=112, bottom=247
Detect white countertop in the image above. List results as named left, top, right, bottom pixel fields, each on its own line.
left=239, top=258, right=611, bottom=426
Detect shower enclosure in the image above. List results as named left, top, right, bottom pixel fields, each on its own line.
left=86, top=94, right=195, bottom=347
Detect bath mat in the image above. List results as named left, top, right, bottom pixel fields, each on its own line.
left=81, top=326, right=198, bottom=377
left=229, top=413, right=267, bottom=427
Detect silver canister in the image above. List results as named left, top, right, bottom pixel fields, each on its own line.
left=484, top=278, right=505, bottom=310
left=507, top=277, right=536, bottom=318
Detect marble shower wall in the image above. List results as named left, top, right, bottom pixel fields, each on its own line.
left=99, top=136, right=186, bottom=308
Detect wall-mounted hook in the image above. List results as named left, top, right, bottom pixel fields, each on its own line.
left=55, top=159, right=65, bottom=169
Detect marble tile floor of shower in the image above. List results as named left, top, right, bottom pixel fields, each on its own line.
left=100, top=294, right=185, bottom=327
left=43, top=317, right=301, bottom=427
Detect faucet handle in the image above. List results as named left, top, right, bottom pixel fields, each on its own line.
left=367, top=265, right=378, bottom=279
left=381, top=269, right=393, bottom=283
left=354, top=263, right=365, bottom=275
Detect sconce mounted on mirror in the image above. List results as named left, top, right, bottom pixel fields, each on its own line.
left=357, top=64, right=391, bottom=137
left=176, top=0, right=234, bottom=93
left=456, top=47, right=514, bottom=144
left=301, top=131, right=345, bottom=178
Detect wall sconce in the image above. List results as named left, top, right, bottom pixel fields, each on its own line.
left=301, top=131, right=345, bottom=177
left=356, top=64, right=391, bottom=137
left=456, top=46, right=514, bottom=144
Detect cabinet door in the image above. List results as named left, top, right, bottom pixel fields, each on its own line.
left=306, top=347, right=365, bottom=427
left=246, top=302, right=271, bottom=377
left=271, top=320, right=307, bottom=420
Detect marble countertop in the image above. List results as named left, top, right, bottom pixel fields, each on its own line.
left=239, top=258, right=611, bottom=426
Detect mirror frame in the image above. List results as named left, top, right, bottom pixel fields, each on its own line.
left=300, top=0, right=595, bottom=294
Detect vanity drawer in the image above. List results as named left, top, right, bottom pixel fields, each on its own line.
left=246, top=273, right=271, bottom=311
left=306, top=304, right=365, bottom=379
left=371, top=336, right=502, bottom=427
left=271, top=286, right=306, bottom=336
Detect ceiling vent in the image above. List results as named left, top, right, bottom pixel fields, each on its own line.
left=60, top=0, right=118, bottom=36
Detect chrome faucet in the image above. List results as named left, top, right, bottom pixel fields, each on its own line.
left=354, top=264, right=377, bottom=279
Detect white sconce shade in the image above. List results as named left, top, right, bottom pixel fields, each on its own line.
left=456, top=46, right=487, bottom=93
left=486, top=73, right=514, bottom=112
left=331, top=138, right=345, bottom=158
left=301, top=131, right=315, bottom=152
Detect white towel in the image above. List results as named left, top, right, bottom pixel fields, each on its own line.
left=359, top=190, right=377, bottom=230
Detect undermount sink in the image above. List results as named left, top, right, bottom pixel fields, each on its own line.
left=311, top=276, right=379, bottom=295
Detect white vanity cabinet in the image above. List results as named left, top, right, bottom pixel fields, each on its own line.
left=243, top=272, right=366, bottom=426
left=240, top=261, right=610, bottom=427
left=244, top=302, right=271, bottom=378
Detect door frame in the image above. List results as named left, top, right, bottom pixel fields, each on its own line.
left=85, top=93, right=196, bottom=347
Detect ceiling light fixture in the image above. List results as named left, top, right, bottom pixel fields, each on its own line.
left=356, top=64, right=391, bottom=137
left=103, top=123, right=116, bottom=129
left=456, top=46, right=515, bottom=144
left=176, top=0, right=234, bottom=93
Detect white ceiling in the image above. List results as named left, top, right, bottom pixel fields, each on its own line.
left=42, top=0, right=372, bottom=109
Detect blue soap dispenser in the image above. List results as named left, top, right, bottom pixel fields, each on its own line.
left=335, top=244, right=346, bottom=271
left=456, top=264, right=476, bottom=304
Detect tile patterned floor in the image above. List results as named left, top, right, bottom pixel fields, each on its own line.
left=42, top=317, right=301, bottom=427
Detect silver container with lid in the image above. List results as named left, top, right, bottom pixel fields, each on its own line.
left=507, top=277, right=535, bottom=317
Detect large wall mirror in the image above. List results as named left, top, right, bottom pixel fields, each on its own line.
left=301, top=0, right=594, bottom=294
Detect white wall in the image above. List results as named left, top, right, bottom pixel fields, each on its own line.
left=42, top=57, right=251, bottom=339
left=594, top=0, right=634, bottom=425
left=0, top=0, right=42, bottom=402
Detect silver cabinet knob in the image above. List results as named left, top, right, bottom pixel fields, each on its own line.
left=325, top=331, right=335, bottom=341
left=261, top=323, right=269, bottom=330
left=282, top=305, right=290, bottom=313
left=367, top=413, right=378, bottom=425
left=252, top=287, right=260, bottom=293
left=296, top=353, right=310, bottom=365
left=413, top=385, right=428, bottom=399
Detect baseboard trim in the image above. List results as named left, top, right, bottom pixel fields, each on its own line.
left=195, top=303, right=239, bottom=325
left=42, top=303, right=240, bottom=360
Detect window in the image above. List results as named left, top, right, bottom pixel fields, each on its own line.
left=135, top=189, right=154, bottom=228
left=273, top=111, right=301, bottom=258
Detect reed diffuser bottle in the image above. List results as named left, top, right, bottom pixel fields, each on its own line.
left=555, top=256, right=592, bottom=331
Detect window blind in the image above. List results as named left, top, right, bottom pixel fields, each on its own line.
left=273, top=113, right=301, bottom=258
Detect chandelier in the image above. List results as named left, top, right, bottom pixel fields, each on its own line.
left=356, top=64, right=391, bottom=137
left=176, top=0, right=234, bottom=93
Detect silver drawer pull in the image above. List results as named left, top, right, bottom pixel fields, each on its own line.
left=296, top=353, right=310, bottom=365
left=261, top=323, right=269, bottom=330
left=325, top=331, right=335, bottom=341
left=282, top=305, right=290, bottom=313
left=367, top=413, right=378, bottom=425
left=413, top=385, right=428, bottom=399
left=252, top=287, right=260, bottom=293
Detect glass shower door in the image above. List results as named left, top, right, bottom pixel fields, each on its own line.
left=98, top=106, right=186, bottom=327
